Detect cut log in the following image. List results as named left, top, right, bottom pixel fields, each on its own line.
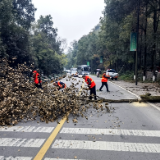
left=140, top=94, right=160, bottom=102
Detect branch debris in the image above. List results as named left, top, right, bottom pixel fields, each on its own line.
left=0, top=58, right=111, bottom=126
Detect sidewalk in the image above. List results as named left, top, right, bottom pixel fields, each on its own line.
left=111, top=80, right=160, bottom=107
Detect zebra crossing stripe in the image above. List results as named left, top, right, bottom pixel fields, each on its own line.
left=0, top=126, right=54, bottom=133
left=0, top=138, right=45, bottom=147
left=60, top=128, right=160, bottom=137
left=44, top=158, right=84, bottom=160
left=0, top=157, right=86, bottom=160
left=52, top=140, right=160, bottom=153
left=0, top=156, right=32, bottom=160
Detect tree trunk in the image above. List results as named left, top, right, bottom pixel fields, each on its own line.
left=139, top=30, right=142, bottom=69
left=143, top=2, right=148, bottom=78
left=152, top=8, right=158, bottom=79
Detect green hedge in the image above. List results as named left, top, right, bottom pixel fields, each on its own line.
left=119, top=71, right=134, bottom=81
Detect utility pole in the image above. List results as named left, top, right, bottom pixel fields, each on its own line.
left=135, top=0, right=140, bottom=85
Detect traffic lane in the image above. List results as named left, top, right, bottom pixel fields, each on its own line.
left=90, top=75, right=137, bottom=100
left=1, top=76, right=159, bottom=159
left=61, top=102, right=160, bottom=130
left=44, top=102, right=160, bottom=160
left=43, top=150, right=159, bottom=160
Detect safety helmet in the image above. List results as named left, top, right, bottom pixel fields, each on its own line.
left=33, top=70, right=37, bottom=74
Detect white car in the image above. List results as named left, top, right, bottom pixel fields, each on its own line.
left=70, top=68, right=78, bottom=77
left=66, top=70, right=71, bottom=73
left=106, top=69, right=118, bottom=80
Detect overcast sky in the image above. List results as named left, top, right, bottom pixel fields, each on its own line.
left=32, top=0, right=105, bottom=51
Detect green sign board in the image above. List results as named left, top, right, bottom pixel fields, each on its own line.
left=130, top=32, right=137, bottom=51
left=87, top=61, right=90, bottom=66
left=100, top=56, right=103, bottom=63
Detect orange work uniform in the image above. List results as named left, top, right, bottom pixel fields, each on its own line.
left=84, top=76, right=96, bottom=100
left=85, top=76, right=96, bottom=89
left=33, top=70, right=42, bottom=88
left=56, top=81, right=66, bottom=90
left=99, top=73, right=109, bottom=92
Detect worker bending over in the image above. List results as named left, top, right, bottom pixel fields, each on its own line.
left=82, top=75, right=97, bottom=100
left=33, top=70, right=42, bottom=89
left=99, top=71, right=110, bottom=92
left=53, top=81, right=66, bottom=90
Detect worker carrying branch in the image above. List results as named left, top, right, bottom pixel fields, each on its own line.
left=33, top=70, right=42, bottom=89
left=99, top=71, right=110, bottom=92
left=53, top=81, right=67, bottom=90
left=82, top=75, right=97, bottom=100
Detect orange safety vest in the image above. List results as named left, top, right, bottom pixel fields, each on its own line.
left=101, top=73, right=108, bottom=82
left=57, top=81, right=66, bottom=89
left=85, top=76, right=96, bottom=88
left=34, top=72, right=41, bottom=84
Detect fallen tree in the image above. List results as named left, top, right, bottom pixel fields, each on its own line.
left=140, top=93, right=160, bottom=102
left=0, top=58, right=111, bottom=126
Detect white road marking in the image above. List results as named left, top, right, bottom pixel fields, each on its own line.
left=60, top=128, right=160, bottom=137
left=108, top=81, right=141, bottom=100
left=0, top=126, right=54, bottom=133
left=52, top=140, right=160, bottom=153
left=45, top=159, right=87, bottom=160
left=0, top=156, right=32, bottom=160
left=109, top=81, right=160, bottom=112
left=0, top=138, right=45, bottom=147
left=147, top=102, right=160, bottom=112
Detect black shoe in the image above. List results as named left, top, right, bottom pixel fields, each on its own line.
left=107, top=90, right=110, bottom=92
left=99, top=89, right=102, bottom=91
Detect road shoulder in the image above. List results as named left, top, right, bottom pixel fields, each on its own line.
left=110, top=80, right=160, bottom=109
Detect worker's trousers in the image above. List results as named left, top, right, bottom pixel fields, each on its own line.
left=99, top=82, right=109, bottom=91
left=90, top=86, right=97, bottom=100
left=35, top=83, right=42, bottom=89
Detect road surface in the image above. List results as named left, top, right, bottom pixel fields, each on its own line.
left=0, top=75, right=160, bottom=160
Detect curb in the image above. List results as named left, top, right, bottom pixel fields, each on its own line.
left=108, top=81, right=160, bottom=112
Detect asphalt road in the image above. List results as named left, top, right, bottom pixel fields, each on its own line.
left=0, top=75, right=160, bottom=160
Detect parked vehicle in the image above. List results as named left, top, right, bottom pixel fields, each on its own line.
left=106, top=69, right=118, bottom=80
left=66, top=70, right=71, bottom=73
left=70, top=68, right=78, bottom=77
left=77, top=65, right=91, bottom=76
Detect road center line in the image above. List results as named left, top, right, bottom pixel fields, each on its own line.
left=34, top=80, right=84, bottom=160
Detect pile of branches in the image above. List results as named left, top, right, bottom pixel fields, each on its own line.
left=0, top=58, right=110, bottom=126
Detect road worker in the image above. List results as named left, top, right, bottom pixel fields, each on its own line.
left=99, top=71, right=110, bottom=92
left=53, top=81, right=67, bottom=90
left=33, top=70, right=42, bottom=89
left=82, top=75, right=97, bottom=100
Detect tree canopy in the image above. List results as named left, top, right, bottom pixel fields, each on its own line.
left=0, top=0, right=66, bottom=75
left=65, top=0, right=160, bottom=78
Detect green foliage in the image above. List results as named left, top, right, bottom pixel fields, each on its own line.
left=65, top=0, right=160, bottom=79
left=31, top=15, right=65, bottom=75
left=0, top=0, right=36, bottom=64
left=65, top=40, right=78, bottom=69
left=119, top=71, right=134, bottom=81
left=0, top=0, right=65, bottom=75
